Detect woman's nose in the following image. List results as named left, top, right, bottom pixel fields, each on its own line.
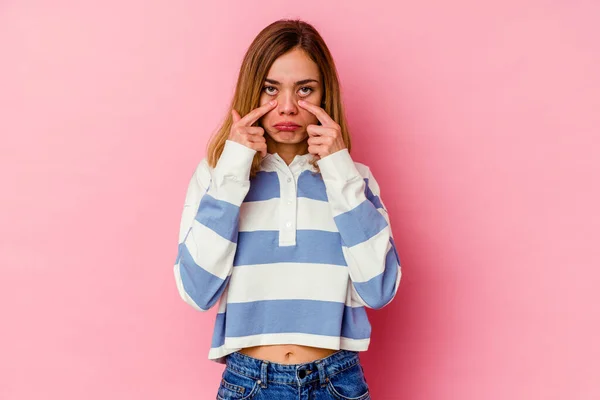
left=277, top=92, right=299, bottom=114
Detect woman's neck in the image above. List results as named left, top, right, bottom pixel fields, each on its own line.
left=266, top=136, right=309, bottom=165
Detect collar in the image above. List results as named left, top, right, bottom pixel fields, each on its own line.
left=261, top=152, right=318, bottom=171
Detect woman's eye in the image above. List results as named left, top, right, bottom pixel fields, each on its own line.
left=263, top=86, right=277, bottom=95
left=299, top=87, right=313, bottom=96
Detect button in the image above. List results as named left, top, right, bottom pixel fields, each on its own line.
left=287, top=200, right=292, bottom=205
left=287, top=177, right=292, bottom=182
left=285, top=221, right=292, bottom=228
left=298, top=369, right=306, bottom=379
left=232, top=176, right=238, bottom=181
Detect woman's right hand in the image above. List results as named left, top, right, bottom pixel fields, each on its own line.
left=230, top=100, right=277, bottom=158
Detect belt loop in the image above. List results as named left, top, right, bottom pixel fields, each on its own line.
left=315, top=360, right=328, bottom=388
left=260, top=361, right=269, bottom=388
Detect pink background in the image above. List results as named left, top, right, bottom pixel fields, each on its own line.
left=1, top=1, right=598, bottom=399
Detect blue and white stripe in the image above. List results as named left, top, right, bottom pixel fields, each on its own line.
left=173, top=141, right=401, bottom=363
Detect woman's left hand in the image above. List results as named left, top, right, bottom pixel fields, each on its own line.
left=298, top=100, right=346, bottom=160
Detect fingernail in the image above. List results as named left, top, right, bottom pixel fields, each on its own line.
left=270, top=100, right=276, bottom=105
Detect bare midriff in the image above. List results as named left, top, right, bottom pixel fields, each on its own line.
left=237, top=344, right=338, bottom=364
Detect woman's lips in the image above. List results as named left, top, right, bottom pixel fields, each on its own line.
left=275, top=125, right=300, bottom=131
left=274, top=123, right=301, bottom=131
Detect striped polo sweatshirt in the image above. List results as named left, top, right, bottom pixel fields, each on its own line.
left=173, top=139, right=402, bottom=364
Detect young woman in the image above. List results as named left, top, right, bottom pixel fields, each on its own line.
left=174, top=19, right=401, bottom=400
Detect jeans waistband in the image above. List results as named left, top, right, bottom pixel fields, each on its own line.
left=225, top=349, right=361, bottom=387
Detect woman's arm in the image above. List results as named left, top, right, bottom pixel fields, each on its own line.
left=317, top=149, right=402, bottom=309
left=173, top=140, right=256, bottom=311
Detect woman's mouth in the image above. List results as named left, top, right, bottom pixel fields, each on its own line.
left=274, top=122, right=301, bottom=131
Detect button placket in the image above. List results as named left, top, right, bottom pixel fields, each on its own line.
left=279, top=171, right=297, bottom=246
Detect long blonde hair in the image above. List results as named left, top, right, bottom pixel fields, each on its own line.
left=206, top=19, right=352, bottom=178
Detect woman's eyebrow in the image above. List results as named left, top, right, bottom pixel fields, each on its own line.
left=264, top=78, right=319, bottom=85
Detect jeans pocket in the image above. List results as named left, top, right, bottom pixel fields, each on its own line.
left=216, top=368, right=261, bottom=400
left=326, top=362, right=371, bottom=400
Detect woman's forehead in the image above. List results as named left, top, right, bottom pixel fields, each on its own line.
left=266, top=50, right=320, bottom=82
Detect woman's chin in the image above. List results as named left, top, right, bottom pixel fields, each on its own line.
left=270, top=130, right=307, bottom=143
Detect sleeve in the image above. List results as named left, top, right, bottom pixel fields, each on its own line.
left=173, top=139, right=257, bottom=311
left=316, top=149, right=402, bottom=309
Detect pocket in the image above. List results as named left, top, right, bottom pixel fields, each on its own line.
left=326, top=362, right=371, bottom=400
left=216, top=368, right=261, bottom=400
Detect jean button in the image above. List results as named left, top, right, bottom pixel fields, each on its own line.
left=298, top=369, right=306, bottom=379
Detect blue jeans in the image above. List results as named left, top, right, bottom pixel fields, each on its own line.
left=216, top=350, right=371, bottom=400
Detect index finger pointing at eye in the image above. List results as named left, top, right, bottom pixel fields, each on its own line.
left=298, top=100, right=335, bottom=127
left=239, top=100, right=278, bottom=126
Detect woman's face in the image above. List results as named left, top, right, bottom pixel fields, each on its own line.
left=258, top=48, right=323, bottom=145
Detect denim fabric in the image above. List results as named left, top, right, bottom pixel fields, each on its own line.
left=216, top=350, right=371, bottom=400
